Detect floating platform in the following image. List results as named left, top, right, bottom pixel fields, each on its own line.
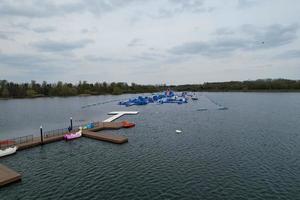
left=1, top=121, right=132, bottom=153
left=103, top=111, right=139, bottom=122
left=0, top=164, right=21, bottom=187
left=0, top=122, right=130, bottom=153
left=83, top=131, right=128, bottom=144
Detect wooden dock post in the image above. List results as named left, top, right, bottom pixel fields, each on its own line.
left=40, top=125, right=43, bottom=145
left=70, top=117, right=73, bottom=130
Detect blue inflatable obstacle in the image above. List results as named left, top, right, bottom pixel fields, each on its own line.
left=157, top=96, right=188, bottom=104
left=119, top=96, right=149, bottom=107
left=83, top=122, right=95, bottom=129
left=118, top=90, right=188, bottom=107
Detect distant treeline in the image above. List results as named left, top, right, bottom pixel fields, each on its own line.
left=0, top=79, right=300, bottom=98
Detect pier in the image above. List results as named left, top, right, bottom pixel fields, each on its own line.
left=0, top=111, right=137, bottom=187
left=83, top=131, right=128, bottom=144
left=11, top=121, right=129, bottom=151
left=0, top=164, right=21, bottom=187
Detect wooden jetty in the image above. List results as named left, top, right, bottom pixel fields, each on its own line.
left=17, top=135, right=64, bottom=151
left=88, top=122, right=124, bottom=132
left=1, top=111, right=138, bottom=152
left=0, top=111, right=138, bottom=187
left=12, top=122, right=128, bottom=151
left=83, top=131, right=128, bottom=144
left=0, top=164, right=21, bottom=187
left=3, top=111, right=138, bottom=151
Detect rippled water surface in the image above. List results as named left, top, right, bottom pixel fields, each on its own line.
left=1, top=93, right=300, bottom=200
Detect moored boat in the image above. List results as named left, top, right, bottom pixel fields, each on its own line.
left=122, top=121, right=135, bottom=128
left=64, top=127, right=82, bottom=140
left=0, top=146, right=18, bottom=158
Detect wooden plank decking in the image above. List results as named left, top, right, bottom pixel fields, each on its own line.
left=10, top=122, right=128, bottom=151
left=0, top=164, right=21, bottom=187
left=82, top=131, right=128, bottom=144
left=17, top=135, right=64, bottom=150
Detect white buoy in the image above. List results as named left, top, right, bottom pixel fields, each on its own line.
left=176, top=130, right=182, bottom=133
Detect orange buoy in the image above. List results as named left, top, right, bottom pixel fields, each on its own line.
left=121, top=121, right=135, bottom=128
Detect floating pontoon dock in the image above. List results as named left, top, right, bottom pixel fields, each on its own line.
left=2, top=111, right=138, bottom=151
left=83, top=131, right=128, bottom=144
left=103, top=111, right=139, bottom=122
left=12, top=121, right=130, bottom=151
left=0, top=111, right=138, bottom=187
left=0, top=164, right=21, bottom=187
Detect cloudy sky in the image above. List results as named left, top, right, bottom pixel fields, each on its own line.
left=0, top=0, right=299, bottom=84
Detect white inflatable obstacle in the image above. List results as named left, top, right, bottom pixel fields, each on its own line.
left=103, top=111, right=139, bottom=122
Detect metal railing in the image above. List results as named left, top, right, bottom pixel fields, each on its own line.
left=43, top=121, right=99, bottom=138
left=0, top=135, right=34, bottom=149
left=43, top=128, right=68, bottom=138
left=0, top=121, right=103, bottom=149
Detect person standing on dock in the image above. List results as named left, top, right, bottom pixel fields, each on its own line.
left=68, top=126, right=72, bottom=132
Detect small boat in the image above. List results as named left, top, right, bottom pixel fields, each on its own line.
left=64, top=127, right=82, bottom=140
left=176, top=130, right=182, bottom=133
left=122, top=121, right=135, bottom=128
left=218, top=106, right=228, bottom=110
left=0, top=146, right=17, bottom=157
left=197, top=108, right=208, bottom=111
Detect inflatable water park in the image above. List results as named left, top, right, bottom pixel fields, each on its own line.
left=118, top=89, right=197, bottom=107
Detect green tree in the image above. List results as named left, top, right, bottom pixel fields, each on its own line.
left=26, top=89, right=37, bottom=97
left=1, top=87, right=10, bottom=97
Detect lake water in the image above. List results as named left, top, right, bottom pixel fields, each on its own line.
left=1, top=93, right=300, bottom=200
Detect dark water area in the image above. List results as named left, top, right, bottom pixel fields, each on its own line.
left=1, top=93, right=300, bottom=199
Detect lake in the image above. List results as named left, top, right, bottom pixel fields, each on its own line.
left=1, top=93, right=300, bottom=199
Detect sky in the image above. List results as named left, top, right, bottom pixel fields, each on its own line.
left=0, top=0, right=299, bottom=85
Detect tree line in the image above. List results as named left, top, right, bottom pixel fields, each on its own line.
left=0, top=79, right=300, bottom=98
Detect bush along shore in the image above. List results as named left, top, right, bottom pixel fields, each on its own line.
left=0, top=79, right=300, bottom=99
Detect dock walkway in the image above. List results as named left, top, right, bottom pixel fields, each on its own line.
left=0, top=164, right=21, bottom=187
left=13, top=122, right=128, bottom=150
left=83, top=131, right=128, bottom=144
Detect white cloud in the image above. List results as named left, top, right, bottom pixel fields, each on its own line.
left=0, top=0, right=300, bottom=84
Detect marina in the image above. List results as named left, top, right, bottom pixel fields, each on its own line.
left=0, top=111, right=137, bottom=188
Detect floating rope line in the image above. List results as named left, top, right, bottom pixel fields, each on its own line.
left=203, top=95, right=228, bottom=110
left=81, top=98, right=127, bottom=109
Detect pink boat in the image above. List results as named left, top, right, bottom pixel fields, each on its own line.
left=64, top=127, right=82, bottom=140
